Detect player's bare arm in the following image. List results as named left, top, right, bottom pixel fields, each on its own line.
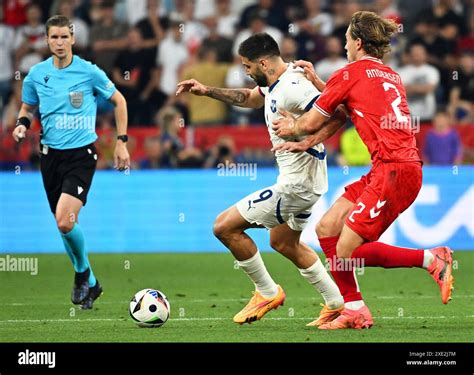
left=176, top=79, right=264, bottom=109
left=272, top=108, right=347, bottom=153
left=12, top=103, right=37, bottom=143
left=272, top=105, right=346, bottom=138
left=109, top=90, right=130, bottom=171
left=293, top=60, right=326, bottom=92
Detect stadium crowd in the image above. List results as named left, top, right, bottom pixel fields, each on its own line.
left=0, top=0, right=473, bottom=169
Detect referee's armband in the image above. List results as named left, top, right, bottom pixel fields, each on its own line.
left=16, top=117, right=31, bottom=130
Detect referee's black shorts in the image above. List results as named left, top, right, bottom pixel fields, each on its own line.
left=39, top=143, right=98, bottom=213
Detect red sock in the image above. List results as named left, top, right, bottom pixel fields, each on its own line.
left=351, top=242, right=424, bottom=268
left=319, top=236, right=362, bottom=303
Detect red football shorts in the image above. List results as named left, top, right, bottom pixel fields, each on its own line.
left=342, top=161, right=422, bottom=241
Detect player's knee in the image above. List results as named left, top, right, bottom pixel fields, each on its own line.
left=270, top=238, right=297, bottom=256
left=316, top=219, right=333, bottom=238
left=56, top=217, right=74, bottom=234
left=212, top=216, right=228, bottom=240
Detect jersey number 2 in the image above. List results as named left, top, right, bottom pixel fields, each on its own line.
left=382, top=82, right=408, bottom=123
left=348, top=202, right=366, bottom=223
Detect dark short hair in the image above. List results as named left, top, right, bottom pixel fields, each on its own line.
left=238, top=33, right=280, bottom=61
left=45, top=15, right=72, bottom=35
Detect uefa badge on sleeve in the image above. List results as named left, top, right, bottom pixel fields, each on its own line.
left=69, top=91, right=83, bottom=108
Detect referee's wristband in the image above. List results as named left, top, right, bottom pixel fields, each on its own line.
left=16, top=117, right=31, bottom=130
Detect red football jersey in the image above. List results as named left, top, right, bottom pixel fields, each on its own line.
left=314, top=55, right=420, bottom=162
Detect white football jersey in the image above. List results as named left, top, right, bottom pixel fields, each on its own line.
left=259, top=63, right=328, bottom=196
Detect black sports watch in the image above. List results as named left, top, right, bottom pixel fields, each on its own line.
left=117, top=135, right=128, bottom=143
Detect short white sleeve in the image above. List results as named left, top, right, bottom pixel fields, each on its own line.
left=283, top=79, right=320, bottom=113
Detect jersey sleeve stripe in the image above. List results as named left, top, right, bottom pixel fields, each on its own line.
left=313, top=102, right=331, bottom=117
left=304, top=95, right=320, bottom=112
left=258, top=87, right=265, bottom=97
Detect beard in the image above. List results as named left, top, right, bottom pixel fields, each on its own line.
left=251, top=71, right=268, bottom=87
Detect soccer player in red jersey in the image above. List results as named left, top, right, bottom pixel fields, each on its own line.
left=272, top=11, right=454, bottom=329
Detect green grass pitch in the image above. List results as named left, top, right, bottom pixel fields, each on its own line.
left=0, top=252, right=473, bottom=342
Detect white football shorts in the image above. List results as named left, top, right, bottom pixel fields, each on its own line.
left=235, top=184, right=321, bottom=232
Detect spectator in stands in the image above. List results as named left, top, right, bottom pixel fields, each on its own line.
left=339, top=124, right=371, bottom=166
left=374, top=0, right=401, bottom=23
left=416, top=0, right=467, bottom=37
left=140, top=136, right=164, bottom=169
left=289, top=0, right=337, bottom=62
left=201, top=15, right=233, bottom=63
left=180, top=45, right=229, bottom=125
left=215, top=0, right=238, bottom=39
left=424, top=111, right=462, bottom=165
left=75, top=0, right=103, bottom=26
left=204, top=135, right=236, bottom=168
left=122, top=0, right=167, bottom=26
left=410, top=13, right=451, bottom=68
left=280, top=36, right=298, bottom=63
left=14, top=3, right=47, bottom=72
left=233, top=13, right=282, bottom=58
left=112, top=27, right=164, bottom=125
left=399, top=43, right=440, bottom=122
left=89, top=0, right=129, bottom=75
left=156, top=104, right=204, bottom=168
left=314, top=36, right=347, bottom=82
left=156, top=15, right=188, bottom=97
left=135, top=0, right=166, bottom=62
left=0, top=8, right=15, bottom=117
left=448, top=53, right=474, bottom=123
left=3, top=0, right=30, bottom=27
left=331, top=0, right=361, bottom=53
left=175, top=0, right=209, bottom=55
left=291, top=0, right=334, bottom=37
left=238, top=0, right=288, bottom=32
left=157, top=105, right=184, bottom=167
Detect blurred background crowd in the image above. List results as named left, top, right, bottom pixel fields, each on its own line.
left=0, top=0, right=473, bottom=170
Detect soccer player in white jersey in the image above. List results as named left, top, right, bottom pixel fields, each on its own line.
left=177, top=33, right=346, bottom=326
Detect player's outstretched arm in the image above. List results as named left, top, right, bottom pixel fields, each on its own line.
left=109, top=90, right=130, bottom=171
left=176, top=79, right=264, bottom=109
left=12, top=103, right=37, bottom=143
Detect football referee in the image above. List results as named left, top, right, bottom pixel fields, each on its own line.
left=12, top=15, right=130, bottom=309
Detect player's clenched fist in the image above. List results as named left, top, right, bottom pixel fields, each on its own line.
left=176, top=79, right=209, bottom=96
left=12, top=125, right=27, bottom=143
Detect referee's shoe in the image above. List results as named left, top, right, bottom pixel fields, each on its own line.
left=80, top=281, right=103, bottom=310
left=71, top=268, right=90, bottom=304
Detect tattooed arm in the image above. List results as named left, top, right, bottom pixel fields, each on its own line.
left=176, top=79, right=264, bottom=109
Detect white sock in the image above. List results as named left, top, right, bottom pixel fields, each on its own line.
left=422, top=250, right=434, bottom=269
left=345, top=300, right=365, bottom=310
left=237, top=251, right=279, bottom=298
left=299, top=259, right=344, bottom=309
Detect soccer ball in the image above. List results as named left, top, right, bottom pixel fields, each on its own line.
left=129, top=289, right=170, bottom=328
